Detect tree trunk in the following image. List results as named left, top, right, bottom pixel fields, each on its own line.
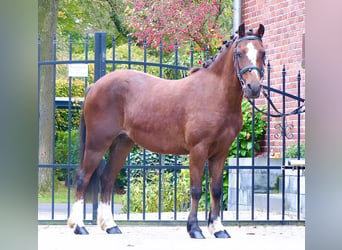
left=38, top=0, right=58, bottom=193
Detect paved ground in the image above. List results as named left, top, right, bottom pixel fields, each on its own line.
left=38, top=224, right=305, bottom=250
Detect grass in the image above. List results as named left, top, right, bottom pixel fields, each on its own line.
left=38, top=182, right=124, bottom=204
left=38, top=187, right=75, bottom=203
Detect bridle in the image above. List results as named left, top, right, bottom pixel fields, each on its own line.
left=233, top=36, right=305, bottom=118
left=233, top=36, right=265, bottom=89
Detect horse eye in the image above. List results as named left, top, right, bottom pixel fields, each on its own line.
left=237, top=51, right=243, bottom=57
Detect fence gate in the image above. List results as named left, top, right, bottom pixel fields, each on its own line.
left=38, top=32, right=305, bottom=225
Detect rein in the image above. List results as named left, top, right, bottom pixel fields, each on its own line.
left=247, top=87, right=305, bottom=118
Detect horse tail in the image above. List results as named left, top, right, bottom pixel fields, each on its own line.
left=76, top=85, right=105, bottom=201
left=78, top=88, right=88, bottom=168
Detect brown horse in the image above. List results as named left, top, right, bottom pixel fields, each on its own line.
left=68, top=23, right=266, bottom=238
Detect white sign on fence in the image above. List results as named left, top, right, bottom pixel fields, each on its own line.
left=68, top=64, right=88, bottom=77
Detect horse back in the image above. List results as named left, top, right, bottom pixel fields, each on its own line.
left=84, top=69, right=242, bottom=155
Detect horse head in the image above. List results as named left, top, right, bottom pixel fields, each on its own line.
left=234, top=23, right=265, bottom=99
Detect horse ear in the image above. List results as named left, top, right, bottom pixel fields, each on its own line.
left=238, top=23, right=245, bottom=37
left=257, top=24, right=265, bottom=38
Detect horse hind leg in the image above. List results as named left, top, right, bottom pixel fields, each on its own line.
left=68, top=149, right=108, bottom=235
left=97, top=134, right=134, bottom=234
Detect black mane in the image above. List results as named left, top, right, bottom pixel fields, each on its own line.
left=190, top=28, right=257, bottom=73
left=190, top=34, right=238, bottom=73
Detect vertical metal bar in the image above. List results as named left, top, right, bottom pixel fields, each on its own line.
left=190, top=43, right=194, bottom=68
left=282, top=166, right=285, bottom=221
left=92, top=32, right=107, bottom=222
left=159, top=39, right=163, bottom=78
left=127, top=153, right=131, bottom=220
left=143, top=38, right=147, bottom=73
left=236, top=136, right=240, bottom=220
left=297, top=70, right=302, bottom=220
left=282, top=65, right=286, bottom=221
left=112, top=35, right=116, bottom=71
left=83, top=34, right=89, bottom=220
left=297, top=71, right=301, bottom=159
left=174, top=40, right=178, bottom=79
left=85, top=34, right=89, bottom=89
left=205, top=44, right=209, bottom=60
left=94, top=32, right=107, bottom=81
left=220, top=169, right=224, bottom=219
left=251, top=99, right=255, bottom=220
left=266, top=61, right=271, bottom=220
left=128, top=34, right=132, bottom=69
left=84, top=36, right=90, bottom=217
left=67, top=34, right=72, bottom=219
left=158, top=154, right=162, bottom=220
left=143, top=149, right=146, bottom=220
left=174, top=156, right=178, bottom=220
left=51, top=34, right=57, bottom=220
left=297, top=167, right=301, bottom=220
left=205, top=162, right=209, bottom=221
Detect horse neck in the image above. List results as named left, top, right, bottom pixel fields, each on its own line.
left=209, top=47, right=243, bottom=111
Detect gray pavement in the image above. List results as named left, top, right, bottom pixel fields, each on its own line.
left=38, top=224, right=305, bottom=250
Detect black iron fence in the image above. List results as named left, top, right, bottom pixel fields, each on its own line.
left=38, top=33, right=305, bottom=225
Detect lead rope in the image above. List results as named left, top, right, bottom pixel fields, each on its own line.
left=247, top=87, right=305, bottom=118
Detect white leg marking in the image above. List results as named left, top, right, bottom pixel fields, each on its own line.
left=68, top=199, right=85, bottom=228
left=246, top=42, right=260, bottom=78
left=208, top=217, right=225, bottom=235
left=97, top=202, right=117, bottom=230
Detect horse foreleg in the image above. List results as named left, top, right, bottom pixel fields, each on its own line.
left=207, top=154, right=231, bottom=238
left=187, top=146, right=207, bottom=239
left=98, top=135, right=134, bottom=234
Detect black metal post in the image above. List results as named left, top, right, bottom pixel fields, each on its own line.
left=159, top=39, right=163, bottom=78
left=174, top=40, right=179, bottom=79
left=251, top=99, right=255, bottom=220
left=94, top=32, right=107, bottom=81
left=111, top=35, right=116, bottom=71
left=143, top=39, right=147, bottom=73
left=297, top=70, right=301, bottom=220
left=128, top=34, right=132, bottom=69
left=282, top=65, right=286, bottom=221
left=266, top=61, right=271, bottom=220
left=92, top=32, right=107, bottom=223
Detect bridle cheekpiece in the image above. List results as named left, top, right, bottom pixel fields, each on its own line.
left=234, top=36, right=265, bottom=89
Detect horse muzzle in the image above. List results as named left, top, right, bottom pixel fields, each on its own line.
left=243, top=82, right=262, bottom=99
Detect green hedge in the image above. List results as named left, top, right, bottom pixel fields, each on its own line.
left=285, top=142, right=305, bottom=158
left=228, top=99, right=266, bottom=159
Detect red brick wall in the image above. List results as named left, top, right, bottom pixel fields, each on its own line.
left=242, top=0, right=305, bottom=156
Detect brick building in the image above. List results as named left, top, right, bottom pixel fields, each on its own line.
left=241, top=0, right=305, bottom=155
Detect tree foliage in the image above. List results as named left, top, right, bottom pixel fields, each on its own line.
left=56, top=0, right=233, bottom=52
left=127, top=0, right=232, bottom=50
left=57, top=0, right=129, bottom=46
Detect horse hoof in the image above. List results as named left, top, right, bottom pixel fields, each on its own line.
left=189, top=230, right=205, bottom=239
left=106, top=226, right=122, bottom=234
left=214, top=230, right=231, bottom=238
left=74, top=225, right=89, bottom=235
